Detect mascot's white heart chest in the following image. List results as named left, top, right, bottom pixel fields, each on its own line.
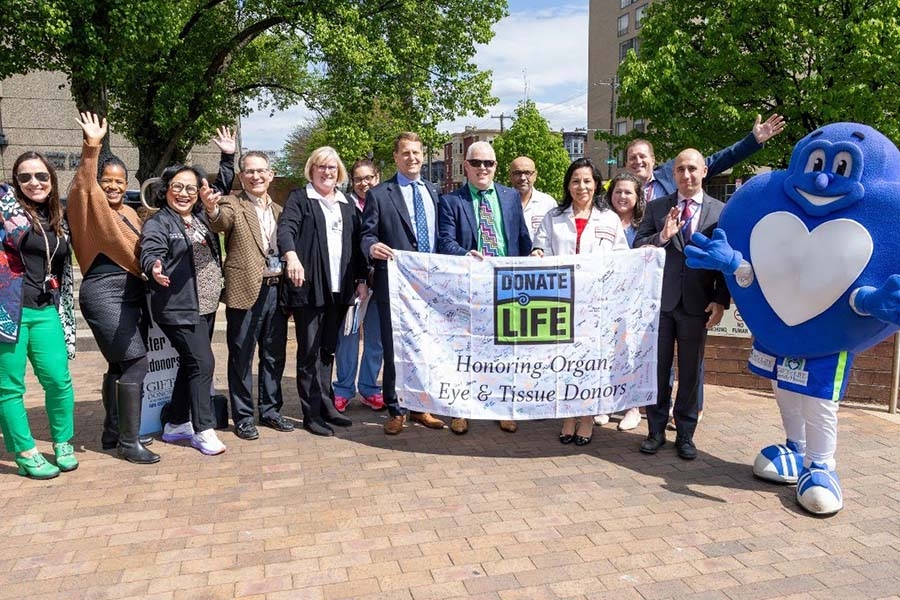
left=749, top=211, right=873, bottom=326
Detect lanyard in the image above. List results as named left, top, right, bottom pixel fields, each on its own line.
left=31, top=216, right=60, bottom=287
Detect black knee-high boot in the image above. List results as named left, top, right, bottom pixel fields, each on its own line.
left=101, top=373, right=120, bottom=450
left=103, top=374, right=154, bottom=449
left=116, top=382, right=161, bottom=464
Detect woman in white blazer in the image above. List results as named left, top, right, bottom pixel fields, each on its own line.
left=531, top=158, right=628, bottom=446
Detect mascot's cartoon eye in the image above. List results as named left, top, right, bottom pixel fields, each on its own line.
left=804, top=149, right=826, bottom=173
left=832, top=151, right=853, bottom=176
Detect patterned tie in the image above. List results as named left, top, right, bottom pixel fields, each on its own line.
left=680, top=199, right=695, bottom=238
left=411, top=181, right=430, bottom=253
left=477, top=189, right=500, bottom=256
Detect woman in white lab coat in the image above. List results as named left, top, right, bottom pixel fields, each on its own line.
left=531, top=158, right=628, bottom=446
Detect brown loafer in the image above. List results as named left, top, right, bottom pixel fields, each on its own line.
left=409, top=412, right=445, bottom=429
left=383, top=415, right=406, bottom=435
left=450, top=417, right=468, bottom=434
left=498, top=420, right=517, bottom=433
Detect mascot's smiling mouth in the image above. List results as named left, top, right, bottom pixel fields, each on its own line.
left=795, top=188, right=845, bottom=206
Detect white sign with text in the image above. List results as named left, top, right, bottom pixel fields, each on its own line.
left=388, top=248, right=665, bottom=419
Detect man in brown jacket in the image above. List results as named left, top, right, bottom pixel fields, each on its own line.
left=201, top=151, right=293, bottom=440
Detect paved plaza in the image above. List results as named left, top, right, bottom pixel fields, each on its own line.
left=2, top=343, right=900, bottom=600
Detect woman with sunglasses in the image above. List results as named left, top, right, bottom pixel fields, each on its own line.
left=140, top=165, right=226, bottom=455
left=67, top=112, right=161, bottom=464
left=0, top=154, right=77, bottom=479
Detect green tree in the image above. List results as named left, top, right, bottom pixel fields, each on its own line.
left=607, top=0, right=900, bottom=172
left=279, top=101, right=448, bottom=184
left=0, top=0, right=506, bottom=181
left=492, top=100, right=571, bottom=198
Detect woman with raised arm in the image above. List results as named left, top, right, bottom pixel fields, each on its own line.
left=67, top=112, right=160, bottom=464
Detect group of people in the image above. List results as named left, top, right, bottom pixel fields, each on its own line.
left=0, top=109, right=784, bottom=479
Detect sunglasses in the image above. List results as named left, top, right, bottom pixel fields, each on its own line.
left=16, top=172, right=51, bottom=184
left=467, top=159, right=496, bottom=168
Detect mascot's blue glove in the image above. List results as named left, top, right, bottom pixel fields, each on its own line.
left=684, top=228, right=743, bottom=273
left=852, top=275, right=900, bottom=325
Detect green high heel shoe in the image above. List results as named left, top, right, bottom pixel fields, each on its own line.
left=15, top=453, right=61, bottom=480
left=53, top=442, right=79, bottom=472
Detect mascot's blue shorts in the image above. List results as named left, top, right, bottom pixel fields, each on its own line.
left=748, top=342, right=853, bottom=402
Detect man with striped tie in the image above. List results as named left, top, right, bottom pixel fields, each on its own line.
left=437, top=141, right=533, bottom=435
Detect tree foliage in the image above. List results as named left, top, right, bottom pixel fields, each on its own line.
left=607, top=0, right=900, bottom=172
left=278, top=101, right=448, bottom=185
left=492, top=101, right=571, bottom=199
left=0, top=0, right=506, bottom=181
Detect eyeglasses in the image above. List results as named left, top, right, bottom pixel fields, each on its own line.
left=467, top=159, right=496, bottom=168
left=315, top=164, right=338, bottom=172
left=241, top=168, right=271, bottom=176
left=169, top=182, right=199, bottom=195
left=511, top=170, right=535, bottom=178
left=16, top=172, right=51, bottom=184
left=352, top=174, right=376, bottom=184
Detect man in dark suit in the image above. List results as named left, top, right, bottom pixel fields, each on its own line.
left=437, top=140, right=532, bottom=434
left=634, top=148, right=730, bottom=460
left=360, top=132, right=447, bottom=435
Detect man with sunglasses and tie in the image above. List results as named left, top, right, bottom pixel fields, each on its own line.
left=437, top=141, right=533, bottom=435
left=360, top=132, right=447, bottom=435
left=634, top=149, right=730, bottom=460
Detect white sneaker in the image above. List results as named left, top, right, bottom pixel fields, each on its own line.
left=618, top=407, right=641, bottom=431
left=191, top=429, right=226, bottom=455
left=593, top=414, right=610, bottom=426
left=162, top=421, right=195, bottom=442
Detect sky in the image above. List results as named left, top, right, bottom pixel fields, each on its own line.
left=239, top=1, right=590, bottom=153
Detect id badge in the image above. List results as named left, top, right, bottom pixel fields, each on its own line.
left=266, top=251, right=284, bottom=275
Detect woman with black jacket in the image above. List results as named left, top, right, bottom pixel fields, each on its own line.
left=278, top=146, right=367, bottom=436
left=139, top=165, right=226, bottom=455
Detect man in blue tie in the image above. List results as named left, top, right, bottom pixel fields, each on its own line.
left=634, top=149, right=730, bottom=460
left=360, top=132, right=447, bottom=435
left=437, top=141, right=533, bottom=435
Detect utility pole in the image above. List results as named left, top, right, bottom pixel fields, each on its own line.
left=490, top=113, right=512, bottom=133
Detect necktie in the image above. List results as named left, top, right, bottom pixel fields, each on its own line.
left=411, top=181, right=430, bottom=253
left=477, top=189, right=499, bottom=256
left=680, top=199, right=695, bottom=238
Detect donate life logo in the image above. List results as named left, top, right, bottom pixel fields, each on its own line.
left=494, top=266, right=574, bottom=345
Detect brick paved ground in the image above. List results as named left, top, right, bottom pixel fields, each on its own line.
left=2, top=344, right=900, bottom=600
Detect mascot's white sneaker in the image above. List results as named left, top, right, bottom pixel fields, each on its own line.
left=753, top=440, right=804, bottom=483
left=796, top=462, right=843, bottom=516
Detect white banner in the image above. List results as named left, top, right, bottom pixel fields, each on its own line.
left=140, top=299, right=180, bottom=435
left=388, top=248, right=665, bottom=419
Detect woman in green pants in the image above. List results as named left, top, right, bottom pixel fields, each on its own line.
left=0, top=152, right=77, bottom=479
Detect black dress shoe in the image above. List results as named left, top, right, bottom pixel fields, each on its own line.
left=304, top=418, right=334, bottom=437
left=675, top=437, right=697, bottom=460
left=574, top=435, right=592, bottom=446
left=235, top=421, right=260, bottom=440
left=259, top=414, right=295, bottom=432
left=640, top=432, right=666, bottom=454
left=559, top=433, right=574, bottom=444
left=322, top=413, right=352, bottom=427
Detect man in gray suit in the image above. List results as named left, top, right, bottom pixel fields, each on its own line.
left=634, top=149, right=730, bottom=460
left=360, top=132, right=447, bottom=435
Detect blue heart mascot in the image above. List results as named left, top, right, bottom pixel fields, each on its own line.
left=686, top=123, right=900, bottom=515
